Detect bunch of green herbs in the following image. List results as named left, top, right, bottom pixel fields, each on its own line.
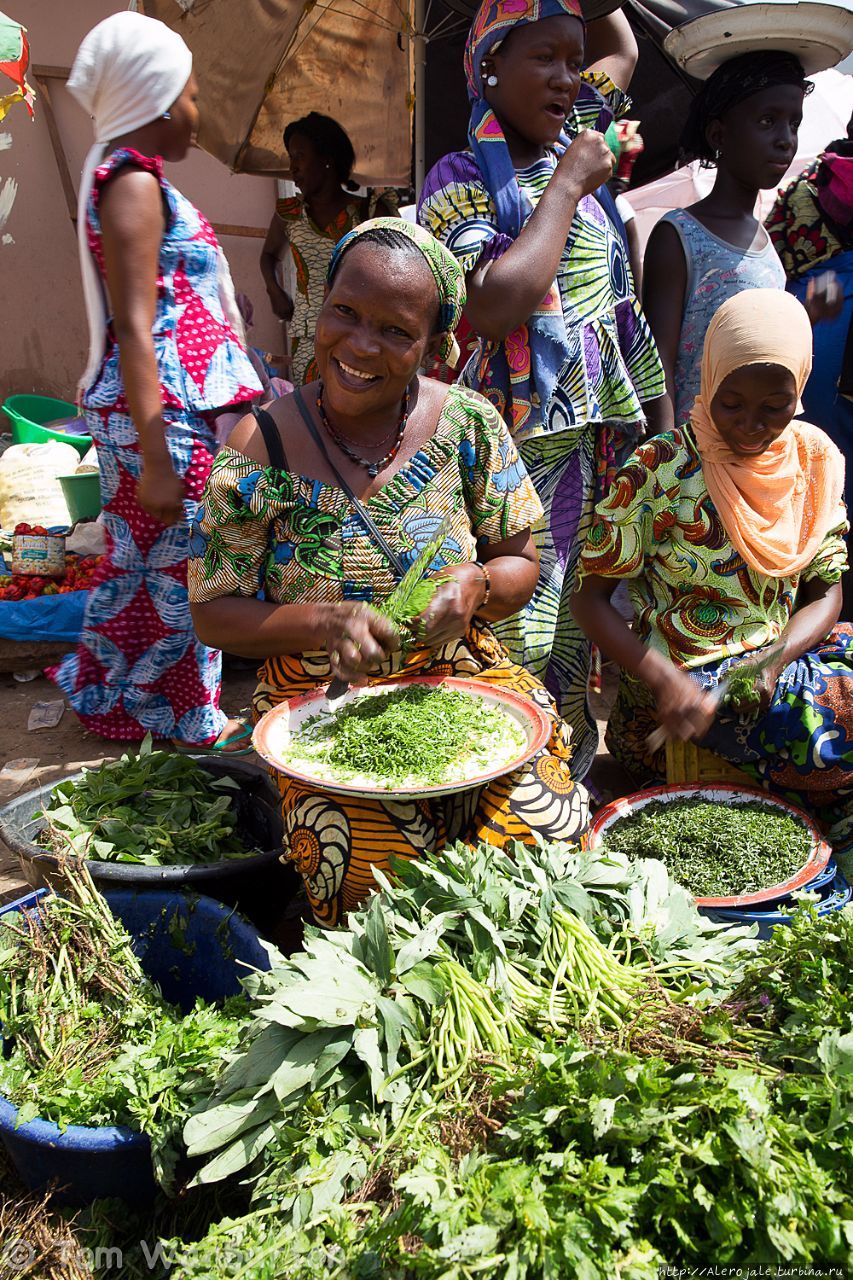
left=0, top=868, right=249, bottom=1187
left=374, top=517, right=452, bottom=648
left=723, top=667, right=761, bottom=715
left=183, top=839, right=755, bottom=1198
left=603, top=798, right=813, bottom=897
left=40, top=735, right=256, bottom=866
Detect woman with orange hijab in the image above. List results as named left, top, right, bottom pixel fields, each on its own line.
left=573, top=289, right=853, bottom=854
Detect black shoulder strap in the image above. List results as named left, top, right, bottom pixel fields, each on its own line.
left=251, top=405, right=288, bottom=473
left=292, top=386, right=407, bottom=579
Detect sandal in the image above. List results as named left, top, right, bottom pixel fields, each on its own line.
left=171, top=721, right=255, bottom=755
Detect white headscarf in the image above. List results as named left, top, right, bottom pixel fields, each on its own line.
left=67, top=12, right=193, bottom=394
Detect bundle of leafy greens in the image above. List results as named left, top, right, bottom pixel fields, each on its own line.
left=374, top=517, right=452, bottom=647
left=0, top=867, right=250, bottom=1187
left=723, top=666, right=761, bottom=715
left=166, top=905, right=853, bottom=1279
left=40, top=736, right=257, bottom=866
left=183, top=840, right=755, bottom=1194
left=603, top=798, right=813, bottom=897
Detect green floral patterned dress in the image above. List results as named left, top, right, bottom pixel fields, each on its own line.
left=577, top=425, right=853, bottom=855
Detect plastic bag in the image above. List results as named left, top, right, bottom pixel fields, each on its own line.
left=0, top=442, right=79, bottom=529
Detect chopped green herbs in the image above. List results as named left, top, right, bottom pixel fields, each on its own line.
left=40, top=736, right=257, bottom=866
left=604, top=798, right=813, bottom=897
left=724, top=668, right=761, bottom=714
left=285, top=684, right=526, bottom=788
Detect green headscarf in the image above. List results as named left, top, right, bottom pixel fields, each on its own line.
left=327, top=217, right=467, bottom=362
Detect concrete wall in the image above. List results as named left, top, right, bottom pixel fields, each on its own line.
left=0, top=0, right=282, bottom=408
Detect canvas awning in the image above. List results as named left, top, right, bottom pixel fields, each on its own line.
left=140, top=0, right=414, bottom=186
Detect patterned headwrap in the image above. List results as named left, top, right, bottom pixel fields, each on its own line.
left=817, top=141, right=853, bottom=229
left=464, top=0, right=585, bottom=433
left=327, top=217, right=467, bottom=363
left=680, top=50, right=812, bottom=164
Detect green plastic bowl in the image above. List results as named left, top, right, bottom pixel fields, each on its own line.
left=3, top=395, right=92, bottom=457
left=59, top=472, right=102, bottom=524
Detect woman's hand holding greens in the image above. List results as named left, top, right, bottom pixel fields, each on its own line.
left=645, top=658, right=718, bottom=744
left=321, top=603, right=400, bottom=685
left=412, top=565, right=485, bottom=649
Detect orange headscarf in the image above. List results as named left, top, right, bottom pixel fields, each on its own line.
left=689, top=289, right=846, bottom=579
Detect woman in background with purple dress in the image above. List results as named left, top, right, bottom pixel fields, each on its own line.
left=418, top=0, right=664, bottom=779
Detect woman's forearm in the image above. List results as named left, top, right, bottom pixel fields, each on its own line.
left=572, top=578, right=672, bottom=692
left=466, top=129, right=613, bottom=341
left=774, top=579, right=841, bottom=666
left=260, top=250, right=288, bottom=302
left=191, top=596, right=333, bottom=657
left=583, top=11, right=638, bottom=88
left=113, top=326, right=171, bottom=465
left=465, top=171, right=584, bottom=340
left=446, top=555, right=538, bottom=623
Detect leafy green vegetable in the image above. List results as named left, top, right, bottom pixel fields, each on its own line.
left=40, top=735, right=257, bottom=866
left=183, top=840, right=756, bottom=1195
left=0, top=868, right=249, bottom=1187
left=171, top=910, right=853, bottom=1278
left=285, top=685, right=526, bottom=787
left=731, top=900, right=853, bottom=1068
left=604, top=798, right=813, bottom=897
left=375, top=516, right=453, bottom=646
left=724, top=667, right=761, bottom=715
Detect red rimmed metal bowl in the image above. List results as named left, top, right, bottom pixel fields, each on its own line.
left=252, top=675, right=551, bottom=801
left=587, top=783, right=832, bottom=910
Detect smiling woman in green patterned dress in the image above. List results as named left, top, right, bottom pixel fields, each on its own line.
left=189, top=218, right=589, bottom=926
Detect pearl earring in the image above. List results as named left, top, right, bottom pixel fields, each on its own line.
left=714, top=147, right=721, bottom=161
left=486, top=74, right=498, bottom=87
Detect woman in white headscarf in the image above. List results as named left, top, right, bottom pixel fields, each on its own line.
left=48, top=12, right=262, bottom=750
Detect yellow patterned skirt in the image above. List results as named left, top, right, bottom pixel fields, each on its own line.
left=254, top=626, right=589, bottom=926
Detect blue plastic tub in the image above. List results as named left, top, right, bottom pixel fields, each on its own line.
left=701, top=872, right=851, bottom=939
left=0, top=887, right=270, bottom=1205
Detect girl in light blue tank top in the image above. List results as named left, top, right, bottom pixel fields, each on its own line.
left=661, top=207, right=785, bottom=425
left=642, top=50, right=809, bottom=433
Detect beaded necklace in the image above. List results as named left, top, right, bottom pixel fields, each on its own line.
left=317, top=383, right=411, bottom=479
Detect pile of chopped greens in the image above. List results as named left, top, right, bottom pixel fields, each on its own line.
left=0, top=867, right=249, bottom=1187
left=40, top=736, right=257, bottom=866
left=285, top=685, right=526, bottom=787
left=603, top=798, right=813, bottom=897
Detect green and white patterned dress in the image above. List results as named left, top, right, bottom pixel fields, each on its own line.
left=418, top=75, right=665, bottom=778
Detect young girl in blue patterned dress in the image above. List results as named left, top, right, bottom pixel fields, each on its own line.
left=49, top=13, right=261, bottom=746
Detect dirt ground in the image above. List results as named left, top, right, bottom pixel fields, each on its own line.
left=0, top=658, right=630, bottom=906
